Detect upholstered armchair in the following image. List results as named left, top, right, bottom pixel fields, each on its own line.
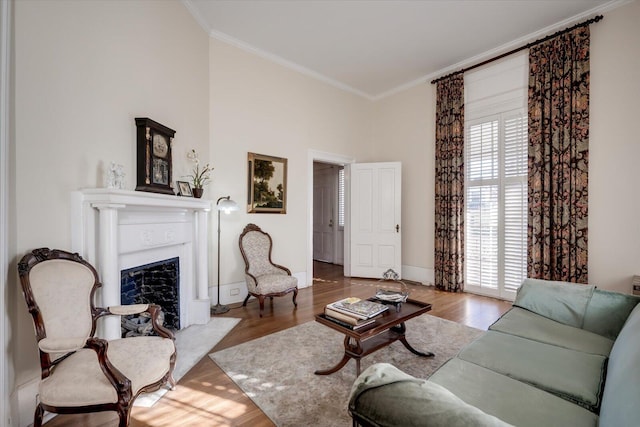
left=239, top=224, right=298, bottom=317
left=18, top=248, right=176, bottom=427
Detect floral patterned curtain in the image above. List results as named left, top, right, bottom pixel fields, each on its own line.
left=434, top=74, right=465, bottom=292
left=528, top=26, right=590, bottom=283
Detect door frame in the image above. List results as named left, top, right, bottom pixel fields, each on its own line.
left=307, top=150, right=355, bottom=286
left=1, top=0, right=11, bottom=423
left=312, top=163, right=337, bottom=264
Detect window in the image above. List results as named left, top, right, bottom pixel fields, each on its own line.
left=465, top=111, right=527, bottom=297
left=464, top=52, right=527, bottom=299
left=338, top=168, right=345, bottom=228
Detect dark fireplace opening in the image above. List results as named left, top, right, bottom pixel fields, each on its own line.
left=120, top=257, right=180, bottom=337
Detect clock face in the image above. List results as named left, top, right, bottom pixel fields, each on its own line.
left=153, top=133, right=169, bottom=158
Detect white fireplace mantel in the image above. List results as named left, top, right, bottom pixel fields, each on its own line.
left=71, top=189, right=212, bottom=340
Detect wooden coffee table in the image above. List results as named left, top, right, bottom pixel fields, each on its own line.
left=314, top=298, right=434, bottom=376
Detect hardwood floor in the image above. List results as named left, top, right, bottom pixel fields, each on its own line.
left=43, top=262, right=512, bottom=426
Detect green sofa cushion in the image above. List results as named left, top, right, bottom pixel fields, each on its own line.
left=599, top=304, right=640, bottom=427
left=457, top=331, right=607, bottom=411
left=582, top=289, right=640, bottom=340
left=429, top=358, right=599, bottom=427
left=514, top=278, right=595, bottom=328
left=349, top=363, right=513, bottom=427
left=489, top=307, right=614, bottom=356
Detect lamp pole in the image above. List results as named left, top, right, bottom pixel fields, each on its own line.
left=212, top=196, right=237, bottom=315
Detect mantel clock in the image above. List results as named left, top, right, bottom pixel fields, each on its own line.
left=135, top=117, right=176, bottom=195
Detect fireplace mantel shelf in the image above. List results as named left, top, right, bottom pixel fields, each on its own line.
left=77, top=188, right=212, bottom=211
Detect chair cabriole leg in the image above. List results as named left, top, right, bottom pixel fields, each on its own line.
left=33, top=404, right=44, bottom=427
left=117, top=404, right=132, bottom=427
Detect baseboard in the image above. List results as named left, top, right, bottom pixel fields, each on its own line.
left=210, top=268, right=430, bottom=306
left=16, top=376, right=38, bottom=427
left=210, top=271, right=308, bottom=306
left=402, top=265, right=434, bottom=286
left=15, top=377, right=61, bottom=427
left=293, top=271, right=309, bottom=288
left=210, top=281, right=247, bottom=306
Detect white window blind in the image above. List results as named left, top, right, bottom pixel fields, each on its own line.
left=338, top=168, right=345, bottom=228
left=466, top=119, right=499, bottom=290
left=503, top=114, right=527, bottom=292
left=465, top=111, right=527, bottom=296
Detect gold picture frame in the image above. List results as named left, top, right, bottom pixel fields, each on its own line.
left=247, top=152, right=287, bottom=214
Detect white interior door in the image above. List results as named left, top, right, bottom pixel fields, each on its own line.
left=349, top=162, right=402, bottom=278
left=313, top=166, right=336, bottom=263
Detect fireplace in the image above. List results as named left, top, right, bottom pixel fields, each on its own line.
left=71, top=189, right=212, bottom=340
left=121, top=257, right=180, bottom=336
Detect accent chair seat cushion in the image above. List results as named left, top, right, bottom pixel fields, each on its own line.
left=255, top=273, right=298, bottom=295
left=39, top=336, right=175, bottom=407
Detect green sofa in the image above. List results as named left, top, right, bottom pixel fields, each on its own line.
left=348, top=279, right=640, bottom=426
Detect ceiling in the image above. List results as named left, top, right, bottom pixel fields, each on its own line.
left=185, top=0, right=620, bottom=100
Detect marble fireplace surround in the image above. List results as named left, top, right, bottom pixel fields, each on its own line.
left=71, top=189, right=212, bottom=340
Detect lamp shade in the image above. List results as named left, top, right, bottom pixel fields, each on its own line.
left=217, top=198, right=239, bottom=214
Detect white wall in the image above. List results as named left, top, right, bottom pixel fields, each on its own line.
left=12, top=0, right=209, bottom=423
left=208, top=37, right=371, bottom=291
left=370, top=84, right=436, bottom=284
left=589, top=0, right=640, bottom=293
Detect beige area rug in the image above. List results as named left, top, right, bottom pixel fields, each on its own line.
left=210, top=315, right=483, bottom=427
left=135, top=316, right=241, bottom=407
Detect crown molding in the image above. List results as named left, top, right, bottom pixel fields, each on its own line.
left=208, top=28, right=375, bottom=100
left=181, top=0, right=374, bottom=99
left=182, top=0, right=211, bottom=34
left=183, top=0, right=632, bottom=101
left=391, top=0, right=633, bottom=97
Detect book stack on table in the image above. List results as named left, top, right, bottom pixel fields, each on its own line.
left=324, top=297, right=388, bottom=330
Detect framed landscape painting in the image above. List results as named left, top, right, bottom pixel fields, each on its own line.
left=247, top=152, right=287, bottom=214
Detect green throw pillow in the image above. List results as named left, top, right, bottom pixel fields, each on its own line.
left=582, top=289, right=640, bottom=339
left=514, top=279, right=594, bottom=328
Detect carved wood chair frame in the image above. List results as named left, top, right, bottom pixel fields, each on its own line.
left=238, top=223, right=298, bottom=317
left=18, top=248, right=177, bottom=427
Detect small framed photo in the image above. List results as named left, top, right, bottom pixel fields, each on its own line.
left=177, top=181, right=193, bottom=197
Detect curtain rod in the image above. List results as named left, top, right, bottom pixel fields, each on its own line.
left=430, top=15, right=603, bottom=85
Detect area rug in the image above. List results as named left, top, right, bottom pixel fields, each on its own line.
left=135, top=316, right=241, bottom=407
left=210, top=315, right=483, bottom=426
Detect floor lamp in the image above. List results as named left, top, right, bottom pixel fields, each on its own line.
left=211, top=195, right=239, bottom=315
